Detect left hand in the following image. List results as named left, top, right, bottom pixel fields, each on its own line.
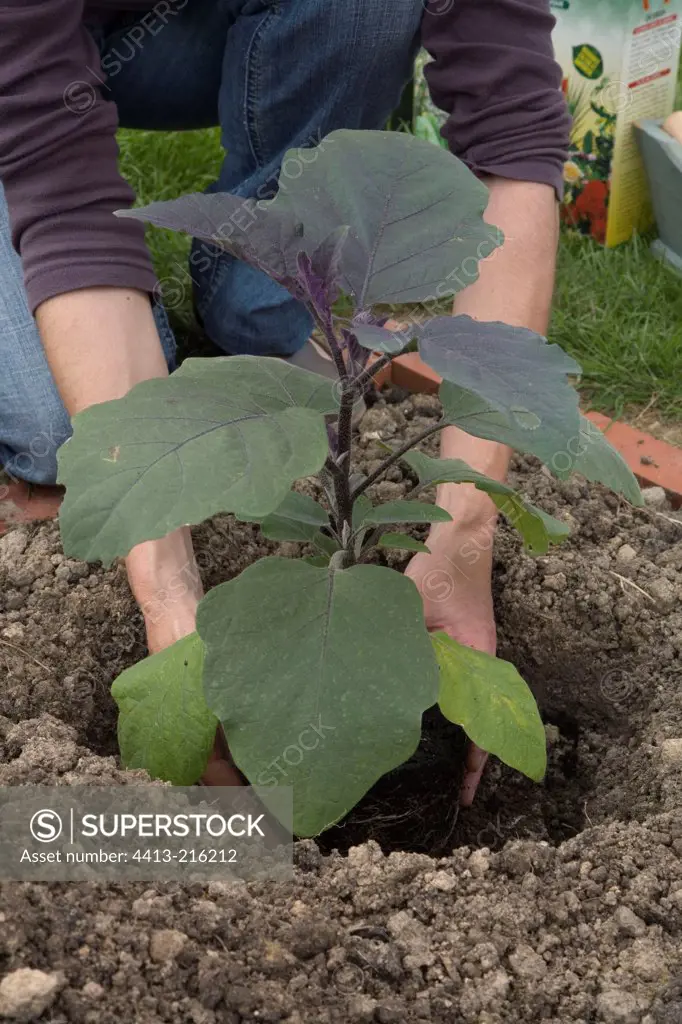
left=406, top=510, right=498, bottom=806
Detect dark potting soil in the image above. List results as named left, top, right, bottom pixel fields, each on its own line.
left=1, top=386, right=682, bottom=1023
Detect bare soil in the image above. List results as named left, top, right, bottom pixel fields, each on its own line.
left=1, top=387, right=682, bottom=1023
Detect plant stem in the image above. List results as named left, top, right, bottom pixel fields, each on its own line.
left=355, top=353, right=393, bottom=392
left=350, top=421, right=448, bottom=501
left=334, top=384, right=355, bottom=538
left=313, top=311, right=356, bottom=553
left=314, top=310, right=347, bottom=382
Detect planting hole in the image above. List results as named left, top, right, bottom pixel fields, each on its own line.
left=2, top=392, right=679, bottom=861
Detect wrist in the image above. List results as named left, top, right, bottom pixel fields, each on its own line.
left=435, top=479, right=497, bottom=524
left=434, top=428, right=511, bottom=532
left=125, top=528, right=202, bottom=651
left=429, top=487, right=498, bottom=560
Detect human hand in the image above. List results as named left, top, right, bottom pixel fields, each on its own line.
left=125, top=527, right=242, bottom=786
left=405, top=503, right=498, bottom=806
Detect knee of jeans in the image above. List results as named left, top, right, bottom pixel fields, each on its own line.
left=1, top=405, right=72, bottom=487
left=335, top=0, right=423, bottom=63
left=194, top=252, right=312, bottom=357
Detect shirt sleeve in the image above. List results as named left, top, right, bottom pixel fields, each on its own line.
left=0, top=0, right=157, bottom=313
left=421, top=0, right=571, bottom=198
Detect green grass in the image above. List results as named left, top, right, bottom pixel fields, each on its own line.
left=552, top=232, right=682, bottom=420
left=118, top=127, right=222, bottom=332
left=117, top=126, right=682, bottom=421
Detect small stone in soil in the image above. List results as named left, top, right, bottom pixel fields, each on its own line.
left=642, top=486, right=668, bottom=509
left=148, top=928, right=188, bottom=962
left=425, top=869, right=457, bottom=891
left=616, top=544, right=638, bottom=564
left=660, top=738, right=682, bottom=766
left=543, top=572, right=568, bottom=592
left=648, top=577, right=677, bottom=612
left=468, top=849, right=491, bottom=878
left=596, top=988, right=640, bottom=1024
left=81, top=982, right=104, bottom=1001
left=613, top=906, right=647, bottom=938
left=347, top=995, right=378, bottom=1022
left=0, top=968, right=62, bottom=1022
left=508, top=944, right=547, bottom=981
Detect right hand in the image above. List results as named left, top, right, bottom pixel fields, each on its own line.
left=405, top=497, right=498, bottom=808
left=125, top=527, right=242, bottom=786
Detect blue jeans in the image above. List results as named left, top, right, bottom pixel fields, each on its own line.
left=0, top=0, right=421, bottom=485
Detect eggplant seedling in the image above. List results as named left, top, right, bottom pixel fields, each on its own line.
left=58, top=130, right=642, bottom=836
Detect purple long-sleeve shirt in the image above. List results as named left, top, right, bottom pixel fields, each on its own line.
left=0, top=0, right=570, bottom=314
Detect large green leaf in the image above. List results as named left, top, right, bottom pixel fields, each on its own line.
left=288, top=131, right=503, bottom=306
left=359, top=500, right=452, bottom=526
left=432, top=632, right=546, bottom=782
left=118, top=191, right=298, bottom=282
left=119, top=192, right=329, bottom=308
left=439, top=384, right=642, bottom=505
left=58, top=356, right=335, bottom=565
left=570, top=416, right=643, bottom=506
left=440, top=381, right=569, bottom=467
left=420, top=316, right=581, bottom=442
left=197, top=558, right=440, bottom=837
left=402, top=451, right=569, bottom=555
left=122, top=130, right=503, bottom=309
left=112, top=633, right=216, bottom=785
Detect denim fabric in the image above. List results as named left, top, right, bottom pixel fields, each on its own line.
left=0, top=179, right=175, bottom=483
left=0, top=0, right=421, bottom=483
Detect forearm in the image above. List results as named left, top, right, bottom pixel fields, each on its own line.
left=37, top=286, right=201, bottom=645
left=35, top=287, right=168, bottom=414
left=438, top=176, right=559, bottom=514
left=455, top=176, right=558, bottom=331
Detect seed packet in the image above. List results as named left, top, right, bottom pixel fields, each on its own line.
left=552, top=0, right=682, bottom=245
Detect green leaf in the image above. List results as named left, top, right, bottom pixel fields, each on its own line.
left=121, top=130, right=502, bottom=310
left=377, top=533, right=431, bottom=554
left=351, top=495, right=374, bottom=531
left=432, top=632, right=546, bottom=782
left=359, top=500, right=452, bottom=527
left=439, top=387, right=643, bottom=506
left=351, top=324, right=415, bottom=355
left=263, top=491, right=330, bottom=529
left=292, top=131, right=503, bottom=306
left=415, top=112, right=448, bottom=148
left=112, top=633, right=216, bottom=785
left=419, top=316, right=581, bottom=444
left=571, top=416, right=643, bottom=506
left=259, top=492, right=339, bottom=556
left=311, top=533, right=341, bottom=557
left=119, top=191, right=320, bottom=309
left=58, top=356, right=336, bottom=565
left=402, top=450, right=569, bottom=554
left=440, top=380, right=562, bottom=465
left=197, top=558, right=440, bottom=837
left=261, top=524, right=338, bottom=557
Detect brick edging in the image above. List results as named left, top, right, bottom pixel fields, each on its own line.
left=0, top=482, right=64, bottom=535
